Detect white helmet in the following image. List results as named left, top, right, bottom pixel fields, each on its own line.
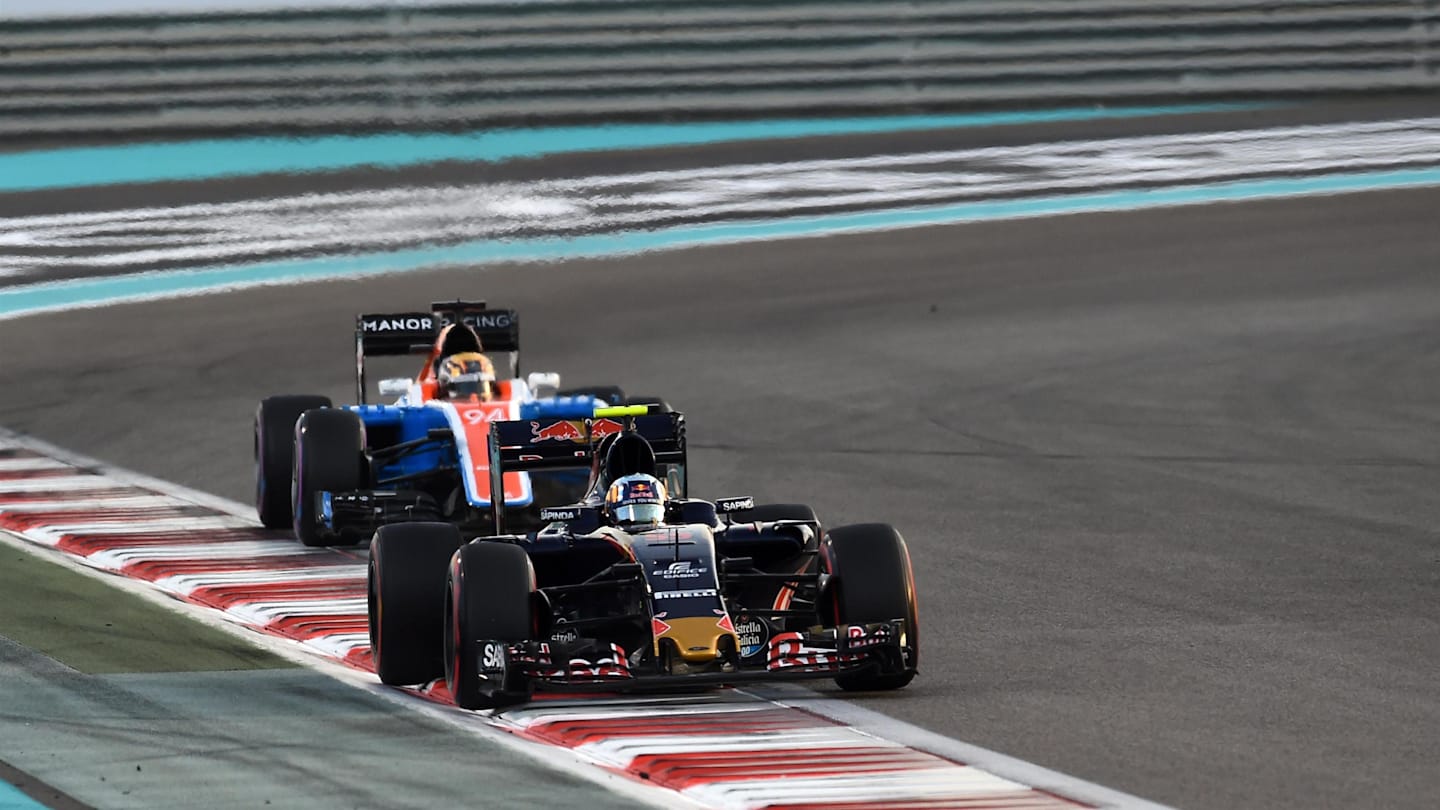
left=604, top=473, right=667, bottom=529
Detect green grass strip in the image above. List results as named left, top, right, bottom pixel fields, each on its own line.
left=0, top=546, right=293, bottom=674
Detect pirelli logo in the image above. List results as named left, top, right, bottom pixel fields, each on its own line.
left=653, top=588, right=719, bottom=600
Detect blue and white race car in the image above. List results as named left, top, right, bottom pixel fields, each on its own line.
left=253, top=299, right=660, bottom=546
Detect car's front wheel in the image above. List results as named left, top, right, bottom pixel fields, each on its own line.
left=822, top=523, right=919, bottom=691
left=254, top=394, right=330, bottom=528
left=444, top=542, right=536, bottom=710
left=369, top=522, right=464, bottom=686
left=292, top=407, right=365, bottom=547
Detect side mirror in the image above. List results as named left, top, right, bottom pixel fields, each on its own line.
left=377, top=377, right=412, bottom=397
left=526, top=371, right=561, bottom=398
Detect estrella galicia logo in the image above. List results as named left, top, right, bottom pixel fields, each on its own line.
left=734, top=614, right=769, bottom=659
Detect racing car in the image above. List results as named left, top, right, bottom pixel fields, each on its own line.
left=253, top=299, right=663, bottom=546
left=367, top=405, right=920, bottom=709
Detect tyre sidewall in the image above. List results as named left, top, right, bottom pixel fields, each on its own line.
left=369, top=522, right=463, bottom=686
left=292, top=408, right=365, bottom=547
left=255, top=395, right=330, bottom=527
left=822, top=523, right=919, bottom=689
left=445, top=542, right=535, bottom=710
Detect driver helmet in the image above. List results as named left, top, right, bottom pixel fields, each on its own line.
left=437, top=352, right=495, bottom=401
left=605, top=473, right=667, bottom=529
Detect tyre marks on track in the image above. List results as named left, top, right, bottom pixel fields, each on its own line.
left=0, top=436, right=1160, bottom=810
left=4, top=117, right=1440, bottom=287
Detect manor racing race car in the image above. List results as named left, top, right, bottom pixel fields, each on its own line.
left=253, top=299, right=662, bottom=546
left=367, top=407, right=920, bottom=709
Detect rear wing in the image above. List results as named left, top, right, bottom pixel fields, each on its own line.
left=354, top=300, right=520, bottom=403
left=486, top=404, right=686, bottom=534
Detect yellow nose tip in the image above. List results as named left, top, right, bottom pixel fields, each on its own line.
left=655, top=617, right=738, bottom=663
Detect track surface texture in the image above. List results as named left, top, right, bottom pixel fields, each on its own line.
left=2, top=97, right=1439, bottom=810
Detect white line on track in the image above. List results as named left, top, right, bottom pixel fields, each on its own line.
left=4, top=117, right=1440, bottom=280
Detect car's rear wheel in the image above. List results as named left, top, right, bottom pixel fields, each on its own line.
left=368, top=523, right=463, bottom=686
left=445, top=542, right=536, bottom=710
left=822, top=523, right=919, bottom=691
left=292, top=408, right=365, bottom=547
left=255, top=395, right=331, bottom=528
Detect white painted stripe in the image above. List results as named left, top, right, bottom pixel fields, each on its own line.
left=151, top=567, right=362, bottom=593
left=156, top=565, right=365, bottom=595
left=0, top=457, right=72, bottom=472
left=304, top=633, right=373, bottom=658
left=25, top=516, right=255, bottom=546
left=503, top=701, right=775, bottom=729
left=682, top=766, right=1028, bottom=808
left=0, top=495, right=188, bottom=512
left=225, top=598, right=368, bottom=624
left=0, top=476, right=135, bottom=493
left=86, top=540, right=310, bottom=567
left=575, top=727, right=898, bottom=764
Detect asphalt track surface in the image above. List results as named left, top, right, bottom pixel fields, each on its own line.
left=2, top=97, right=1439, bottom=810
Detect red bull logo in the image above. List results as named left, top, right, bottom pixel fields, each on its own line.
left=531, top=420, right=585, bottom=442
left=529, top=418, right=627, bottom=444
left=590, top=418, right=624, bottom=440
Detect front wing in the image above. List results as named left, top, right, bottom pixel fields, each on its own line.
left=475, top=620, right=908, bottom=693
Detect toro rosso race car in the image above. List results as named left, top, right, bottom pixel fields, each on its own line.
left=367, top=406, right=920, bottom=709
left=254, top=300, right=661, bottom=546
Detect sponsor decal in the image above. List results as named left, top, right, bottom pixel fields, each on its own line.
left=715, top=496, right=755, bottom=513
left=651, top=614, right=672, bottom=636
left=539, top=506, right=579, bottom=522
left=734, top=614, right=770, bottom=659
left=362, top=316, right=433, bottom=332
left=590, top=418, right=624, bottom=440
left=549, top=626, right=578, bottom=645
left=531, top=420, right=585, bottom=442
left=440, top=312, right=515, bottom=330
left=653, top=588, right=719, bottom=600
left=529, top=417, right=627, bottom=444
left=479, top=641, right=507, bottom=675
left=716, top=613, right=735, bottom=634
left=657, top=559, right=706, bottom=579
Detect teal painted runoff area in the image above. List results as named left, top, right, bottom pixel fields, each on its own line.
left=0, top=782, right=46, bottom=810
left=0, top=103, right=1269, bottom=192
left=4, top=164, right=1438, bottom=320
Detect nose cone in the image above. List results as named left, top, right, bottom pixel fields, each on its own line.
left=656, top=617, right=739, bottom=664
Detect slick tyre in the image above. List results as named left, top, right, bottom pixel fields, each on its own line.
left=445, top=542, right=536, bottom=710
left=292, top=407, right=365, bottom=547
left=369, top=523, right=463, bottom=686
left=255, top=395, right=330, bottom=528
left=557, top=385, right=626, bottom=406
left=733, top=503, right=818, bottom=524
left=823, top=523, right=919, bottom=691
